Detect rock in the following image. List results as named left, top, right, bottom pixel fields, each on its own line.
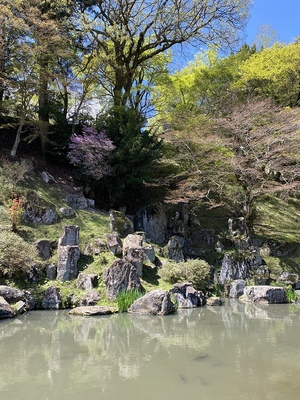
left=242, top=286, right=287, bottom=304
left=77, top=273, right=98, bottom=290
left=34, top=239, right=51, bottom=260
left=0, top=285, right=24, bottom=304
left=41, top=285, right=62, bottom=309
left=167, top=235, right=185, bottom=262
left=109, top=210, right=133, bottom=237
left=143, top=245, right=156, bottom=263
left=15, top=300, right=26, bottom=315
left=122, top=233, right=156, bottom=276
left=57, top=246, right=80, bottom=281
left=229, top=280, right=246, bottom=298
left=277, top=271, right=300, bottom=288
left=123, top=247, right=144, bottom=277
left=103, top=259, right=141, bottom=299
left=169, top=283, right=206, bottom=308
left=105, top=232, right=123, bottom=256
left=69, top=306, right=117, bottom=316
left=206, top=296, right=223, bottom=306
left=79, top=290, right=101, bottom=306
left=219, top=253, right=263, bottom=285
left=84, top=238, right=107, bottom=255
left=59, top=207, right=76, bottom=218
left=128, top=289, right=176, bottom=315
left=0, top=296, right=15, bottom=319
left=46, top=263, right=57, bottom=280
left=254, top=267, right=270, bottom=285
left=59, top=225, right=79, bottom=246
left=57, top=226, right=80, bottom=281
left=66, top=194, right=88, bottom=209
left=41, top=171, right=56, bottom=183
left=24, top=291, right=36, bottom=310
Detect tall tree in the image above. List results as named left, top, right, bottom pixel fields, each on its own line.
left=76, top=0, right=251, bottom=111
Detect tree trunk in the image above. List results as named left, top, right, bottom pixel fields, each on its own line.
left=11, top=121, right=24, bottom=157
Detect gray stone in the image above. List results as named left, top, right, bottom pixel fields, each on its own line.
left=277, top=271, right=300, bottom=288
left=169, top=282, right=206, bottom=308
left=123, top=247, right=144, bottom=277
left=57, top=245, right=80, bottom=281
left=0, top=296, right=15, bottom=319
left=219, top=253, right=263, bottom=285
left=206, top=296, right=223, bottom=306
left=109, top=210, right=133, bottom=237
left=59, top=225, right=79, bottom=246
left=59, top=207, right=76, bottom=217
left=128, top=289, right=176, bottom=315
left=41, top=171, right=56, bottom=183
left=34, top=239, right=51, bottom=260
left=69, top=306, right=117, bottom=316
left=242, top=286, right=287, bottom=304
left=15, top=300, right=26, bottom=315
left=77, top=273, right=98, bottom=290
left=66, top=194, right=88, bottom=209
left=85, top=238, right=107, bottom=255
left=46, top=263, right=57, bottom=280
left=167, top=236, right=185, bottom=262
left=254, top=267, right=270, bottom=285
left=229, top=280, right=246, bottom=298
left=143, top=245, right=156, bottom=263
left=79, top=290, right=101, bottom=306
left=105, top=232, right=123, bottom=256
left=57, top=226, right=80, bottom=281
left=41, top=285, right=62, bottom=309
left=0, top=285, right=24, bottom=304
left=103, top=259, right=141, bottom=299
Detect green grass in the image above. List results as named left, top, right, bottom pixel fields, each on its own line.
left=117, top=289, right=143, bottom=312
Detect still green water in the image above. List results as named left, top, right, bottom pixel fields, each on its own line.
left=1, top=300, right=300, bottom=400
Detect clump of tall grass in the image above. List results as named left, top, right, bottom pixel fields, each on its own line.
left=117, top=289, right=143, bottom=312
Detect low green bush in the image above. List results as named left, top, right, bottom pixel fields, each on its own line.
left=0, top=231, right=39, bottom=280
left=159, top=258, right=211, bottom=292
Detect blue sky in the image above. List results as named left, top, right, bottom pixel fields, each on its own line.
left=246, top=0, right=300, bottom=45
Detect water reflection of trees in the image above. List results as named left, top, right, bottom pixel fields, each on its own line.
left=0, top=303, right=300, bottom=399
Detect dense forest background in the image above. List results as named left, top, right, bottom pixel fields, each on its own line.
left=1, top=0, right=300, bottom=228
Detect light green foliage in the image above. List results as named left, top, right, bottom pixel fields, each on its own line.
left=159, top=259, right=211, bottom=292
left=236, top=42, right=300, bottom=106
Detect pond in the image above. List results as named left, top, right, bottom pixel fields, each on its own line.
left=1, top=300, right=300, bottom=400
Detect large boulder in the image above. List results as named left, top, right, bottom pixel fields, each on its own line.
left=41, top=285, right=62, bottom=309
left=103, top=259, right=141, bottom=299
left=57, top=226, right=80, bottom=281
left=66, top=194, right=88, bottom=209
left=109, top=210, right=133, bottom=237
left=0, top=285, right=24, bottom=304
left=277, top=271, right=300, bottom=289
left=24, top=191, right=59, bottom=225
left=167, top=236, right=185, bottom=262
left=242, top=286, right=287, bottom=304
left=219, top=253, right=263, bottom=285
left=77, top=273, right=98, bottom=290
left=169, top=283, right=206, bottom=308
left=128, top=289, right=176, bottom=315
left=0, top=296, right=15, bottom=319
left=206, top=296, right=222, bottom=306
left=229, top=279, right=246, bottom=298
left=34, top=239, right=51, bottom=260
left=79, top=290, right=101, bottom=306
left=69, top=306, right=117, bottom=316
left=105, top=232, right=123, bottom=256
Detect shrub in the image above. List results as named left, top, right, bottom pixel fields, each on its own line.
left=117, top=289, right=143, bottom=312
left=6, top=196, right=24, bottom=231
left=0, top=231, right=39, bottom=280
left=67, top=126, right=115, bottom=180
left=159, top=259, right=211, bottom=292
